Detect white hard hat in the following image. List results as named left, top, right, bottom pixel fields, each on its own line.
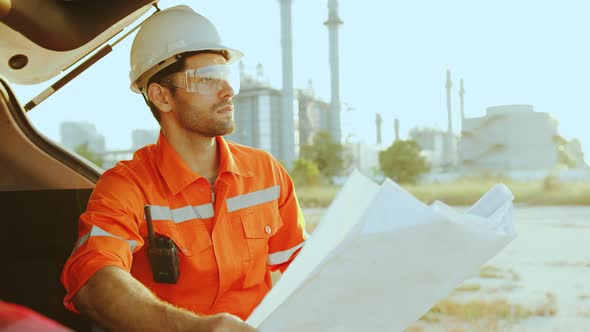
left=129, top=5, right=243, bottom=94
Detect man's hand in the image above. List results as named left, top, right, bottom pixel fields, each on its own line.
left=73, top=267, right=258, bottom=332
left=200, top=313, right=258, bottom=332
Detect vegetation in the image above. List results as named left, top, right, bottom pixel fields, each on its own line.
left=299, top=131, right=347, bottom=182
left=295, top=185, right=340, bottom=208
left=290, top=158, right=321, bottom=187
left=454, top=284, right=481, bottom=292
left=413, top=295, right=556, bottom=332
left=75, top=142, right=104, bottom=168
left=295, top=174, right=590, bottom=208
left=420, top=298, right=532, bottom=323
left=478, top=265, right=504, bottom=279
left=378, top=140, right=430, bottom=184
left=553, top=134, right=578, bottom=168
left=409, top=291, right=557, bottom=332
left=290, top=136, right=590, bottom=207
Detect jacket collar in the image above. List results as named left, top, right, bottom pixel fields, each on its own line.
left=156, top=132, right=252, bottom=195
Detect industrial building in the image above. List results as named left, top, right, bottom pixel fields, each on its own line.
left=228, top=66, right=332, bottom=162
left=460, top=105, right=560, bottom=171
left=60, top=122, right=105, bottom=155
left=227, top=0, right=343, bottom=166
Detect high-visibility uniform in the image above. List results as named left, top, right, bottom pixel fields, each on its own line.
left=61, top=133, right=307, bottom=320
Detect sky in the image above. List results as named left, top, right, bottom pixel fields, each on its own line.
left=10, top=0, right=590, bottom=163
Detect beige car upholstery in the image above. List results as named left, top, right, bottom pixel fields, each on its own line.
left=0, top=79, right=98, bottom=330
left=0, top=80, right=98, bottom=191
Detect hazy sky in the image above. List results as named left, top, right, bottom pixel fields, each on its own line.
left=12, top=0, right=590, bottom=162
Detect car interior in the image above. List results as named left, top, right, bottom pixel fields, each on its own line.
left=0, top=0, right=157, bottom=329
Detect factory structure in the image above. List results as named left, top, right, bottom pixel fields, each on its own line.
left=227, top=0, right=588, bottom=177
left=410, top=70, right=587, bottom=176
left=227, top=63, right=333, bottom=161
left=227, top=0, right=343, bottom=167
left=61, top=1, right=587, bottom=179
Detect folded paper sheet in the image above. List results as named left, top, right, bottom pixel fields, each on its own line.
left=247, top=171, right=516, bottom=332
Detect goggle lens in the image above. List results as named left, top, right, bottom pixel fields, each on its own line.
left=185, top=64, right=240, bottom=95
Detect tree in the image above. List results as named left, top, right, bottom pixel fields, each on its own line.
left=290, top=158, right=321, bottom=187
left=300, top=131, right=345, bottom=181
left=75, top=142, right=104, bottom=168
left=379, top=140, right=430, bottom=184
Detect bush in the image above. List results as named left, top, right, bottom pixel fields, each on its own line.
left=379, top=140, right=430, bottom=184
left=300, top=131, right=346, bottom=182
left=543, top=173, right=562, bottom=191
left=291, top=158, right=321, bottom=187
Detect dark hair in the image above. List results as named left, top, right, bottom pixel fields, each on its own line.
left=144, top=50, right=230, bottom=123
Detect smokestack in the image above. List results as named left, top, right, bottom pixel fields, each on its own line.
left=445, top=69, right=453, bottom=135
left=375, top=113, right=382, bottom=145
left=278, top=0, right=295, bottom=167
left=256, top=62, right=264, bottom=81
left=459, top=78, right=465, bottom=122
left=394, top=118, right=400, bottom=142
left=239, top=61, right=245, bottom=80
left=445, top=69, right=455, bottom=167
left=324, top=0, right=343, bottom=143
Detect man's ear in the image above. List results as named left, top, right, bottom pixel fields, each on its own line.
left=147, top=83, right=173, bottom=114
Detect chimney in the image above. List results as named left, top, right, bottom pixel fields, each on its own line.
left=444, top=70, right=457, bottom=167
left=394, top=118, right=400, bottom=142
left=278, top=0, right=295, bottom=167
left=239, top=61, right=245, bottom=80
left=324, top=0, right=343, bottom=143
left=256, top=62, right=264, bottom=81
left=445, top=69, right=453, bottom=135
left=459, top=78, right=465, bottom=122
left=375, top=113, right=382, bottom=145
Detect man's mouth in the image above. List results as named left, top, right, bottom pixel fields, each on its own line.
left=217, top=106, right=233, bottom=114
left=215, top=103, right=234, bottom=113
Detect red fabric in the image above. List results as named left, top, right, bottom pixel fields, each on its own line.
left=0, top=301, right=72, bottom=332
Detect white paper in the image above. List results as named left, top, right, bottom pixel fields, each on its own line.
left=247, top=172, right=516, bottom=331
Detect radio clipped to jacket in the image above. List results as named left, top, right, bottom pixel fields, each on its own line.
left=144, top=205, right=180, bottom=284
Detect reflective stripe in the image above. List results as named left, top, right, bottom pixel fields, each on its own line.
left=268, top=241, right=305, bottom=265
left=72, top=231, right=91, bottom=253
left=150, top=203, right=214, bottom=223
left=226, top=185, right=280, bottom=212
left=73, top=225, right=138, bottom=253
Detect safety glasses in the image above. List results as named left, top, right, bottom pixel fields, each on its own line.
left=163, top=63, right=240, bottom=95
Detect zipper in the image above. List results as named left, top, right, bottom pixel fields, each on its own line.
left=210, top=184, right=216, bottom=203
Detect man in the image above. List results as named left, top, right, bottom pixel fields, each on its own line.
left=61, top=5, right=307, bottom=332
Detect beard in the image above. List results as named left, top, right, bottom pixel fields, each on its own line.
left=174, top=98, right=236, bottom=137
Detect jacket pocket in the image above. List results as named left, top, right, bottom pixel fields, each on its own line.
left=239, top=205, right=283, bottom=288
left=152, top=219, right=213, bottom=257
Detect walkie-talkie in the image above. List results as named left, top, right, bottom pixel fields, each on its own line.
left=144, top=205, right=180, bottom=284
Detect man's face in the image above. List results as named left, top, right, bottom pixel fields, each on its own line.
left=169, top=53, right=236, bottom=137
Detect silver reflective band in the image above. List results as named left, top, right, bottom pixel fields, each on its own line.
left=73, top=225, right=138, bottom=253
left=226, top=185, right=280, bottom=212
left=149, top=204, right=214, bottom=223
left=268, top=241, right=306, bottom=265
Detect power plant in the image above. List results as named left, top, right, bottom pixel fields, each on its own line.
left=229, top=0, right=344, bottom=168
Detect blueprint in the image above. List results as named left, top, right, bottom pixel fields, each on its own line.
left=247, top=171, right=516, bottom=332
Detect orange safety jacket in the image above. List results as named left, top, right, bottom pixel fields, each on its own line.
left=61, top=133, right=307, bottom=320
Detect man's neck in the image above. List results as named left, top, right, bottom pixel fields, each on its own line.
left=161, top=127, right=219, bottom=183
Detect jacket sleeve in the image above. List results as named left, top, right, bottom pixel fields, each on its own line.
left=60, top=168, right=145, bottom=313
left=267, top=159, right=308, bottom=273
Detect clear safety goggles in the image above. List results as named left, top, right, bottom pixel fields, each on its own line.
left=163, top=63, right=240, bottom=95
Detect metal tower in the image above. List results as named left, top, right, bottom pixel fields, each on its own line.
left=324, top=0, right=343, bottom=143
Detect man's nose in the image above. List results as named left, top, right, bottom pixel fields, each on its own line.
left=218, top=80, right=235, bottom=99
